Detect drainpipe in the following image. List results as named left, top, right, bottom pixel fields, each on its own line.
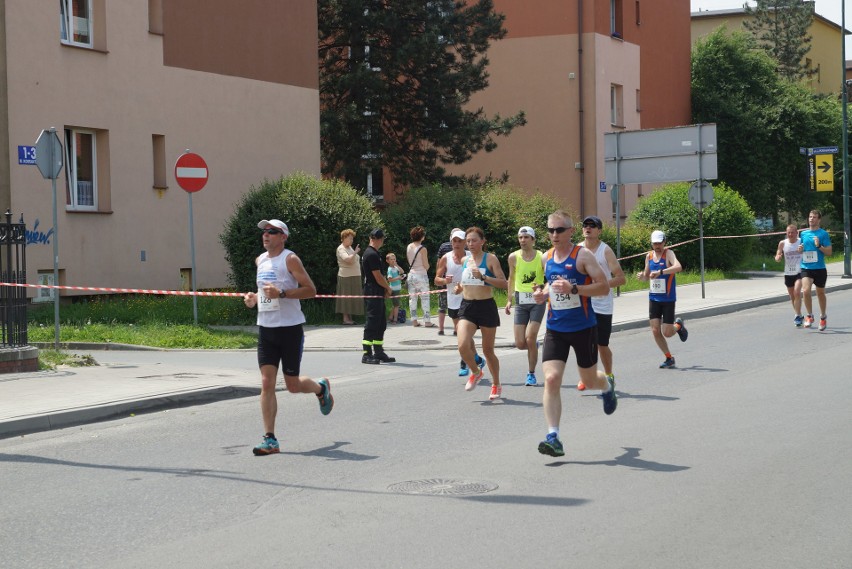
left=577, top=0, right=586, bottom=216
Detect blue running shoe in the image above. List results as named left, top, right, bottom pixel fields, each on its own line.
left=317, top=378, right=334, bottom=415
left=793, top=315, right=804, bottom=327
left=458, top=363, right=468, bottom=377
left=602, top=374, right=617, bottom=415
left=475, top=354, right=486, bottom=371
left=525, top=372, right=537, bottom=386
left=538, top=433, right=564, bottom=457
left=253, top=435, right=280, bottom=456
left=659, top=357, right=676, bottom=369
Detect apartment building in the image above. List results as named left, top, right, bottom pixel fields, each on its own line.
left=691, top=7, right=847, bottom=97
left=445, top=0, right=692, bottom=221
left=0, top=0, right=320, bottom=298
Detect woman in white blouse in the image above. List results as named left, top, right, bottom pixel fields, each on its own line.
left=335, top=228, right=363, bottom=325
left=406, top=225, right=434, bottom=327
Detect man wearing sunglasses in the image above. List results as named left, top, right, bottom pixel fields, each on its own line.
left=576, top=215, right=626, bottom=391
left=243, top=219, right=334, bottom=456
left=533, top=210, right=617, bottom=458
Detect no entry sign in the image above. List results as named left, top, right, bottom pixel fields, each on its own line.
left=174, top=152, right=208, bottom=192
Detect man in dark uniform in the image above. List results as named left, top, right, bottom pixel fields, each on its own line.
left=361, top=228, right=396, bottom=364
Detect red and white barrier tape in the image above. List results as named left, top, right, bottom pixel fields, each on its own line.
left=2, top=230, right=839, bottom=297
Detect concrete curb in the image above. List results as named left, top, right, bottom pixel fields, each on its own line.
left=0, top=385, right=260, bottom=439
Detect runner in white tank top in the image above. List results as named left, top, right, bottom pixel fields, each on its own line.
left=774, top=223, right=803, bottom=326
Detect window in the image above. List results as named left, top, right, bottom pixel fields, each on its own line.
left=64, top=128, right=97, bottom=211
left=610, top=84, right=624, bottom=127
left=636, top=89, right=641, bottom=113
left=152, top=134, right=167, bottom=190
left=60, top=0, right=92, bottom=47
left=610, top=0, right=623, bottom=38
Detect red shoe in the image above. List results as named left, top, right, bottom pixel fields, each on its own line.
left=577, top=381, right=586, bottom=391
left=489, top=385, right=502, bottom=401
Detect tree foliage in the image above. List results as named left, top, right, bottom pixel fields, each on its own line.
left=219, top=173, right=381, bottom=295
left=691, top=28, right=841, bottom=222
left=743, top=0, right=814, bottom=81
left=318, top=0, right=526, bottom=188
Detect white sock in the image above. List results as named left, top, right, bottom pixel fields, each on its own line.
left=548, top=427, right=559, bottom=436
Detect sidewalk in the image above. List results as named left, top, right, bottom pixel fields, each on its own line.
left=2, top=263, right=850, bottom=439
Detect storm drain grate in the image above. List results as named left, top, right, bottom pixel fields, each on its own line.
left=399, top=339, right=441, bottom=346
left=388, top=478, right=498, bottom=496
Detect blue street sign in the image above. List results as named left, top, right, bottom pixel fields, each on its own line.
left=806, top=146, right=839, bottom=156
left=599, top=181, right=606, bottom=192
left=18, top=145, right=36, bottom=165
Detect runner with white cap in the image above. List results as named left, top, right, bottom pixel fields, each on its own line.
left=505, top=226, right=545, bottom=386
left=635, top=229, right=688, bottom=369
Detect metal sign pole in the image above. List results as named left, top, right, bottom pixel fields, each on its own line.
left=188, top=192, right=198, bottom=325
left=698, top=125, right=706, bottom=299
left=51, top=174, right=59, bottom=349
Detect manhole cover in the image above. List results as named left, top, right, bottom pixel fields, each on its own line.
left=388, top=478, right=498, bottom=495
left=400, top=340, right=441, bottom=346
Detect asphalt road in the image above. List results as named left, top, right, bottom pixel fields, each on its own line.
left=2, top=291, right=850, bottom=569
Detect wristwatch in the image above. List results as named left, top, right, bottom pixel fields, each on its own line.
left=571, top=283, right=578, bottom=295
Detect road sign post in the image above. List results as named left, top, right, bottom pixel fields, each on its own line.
left=174, top=151, right=209, bottom=325
left=35, top=128, right=64, bottom=349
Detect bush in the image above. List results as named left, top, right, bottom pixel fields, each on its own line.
left=220, top=173, right=381, bottom=295
left=380, top=185, right=478, bottom=266
left=627, top=181, right=756, bottom=271
left=380, top=182, right=564, bottom=275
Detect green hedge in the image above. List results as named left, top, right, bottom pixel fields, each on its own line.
left=220, top=173, right=381, bottom=295
left=626, top=182, right=755, bottom=271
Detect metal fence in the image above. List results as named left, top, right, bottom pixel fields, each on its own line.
left=0, top=211, right=28, bottom=346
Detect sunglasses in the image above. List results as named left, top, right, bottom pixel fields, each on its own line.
left=547, top=226, right=569, bottom=234
left=582, top=223, right=599, bottom=229
left=261, top=228, right=284, bottom=235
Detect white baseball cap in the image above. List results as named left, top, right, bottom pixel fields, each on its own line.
left=518, top=226, right=536, bottom=239
left=651, top=230, right=666, bottom=244
left=258, top=219, right=289, bottom=235
left=451, top=230, right=466, bottom=241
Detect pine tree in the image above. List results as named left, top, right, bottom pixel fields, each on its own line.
left=318, top=0, right=526, bottom=189
left=743, top=0, right=815, bottom=81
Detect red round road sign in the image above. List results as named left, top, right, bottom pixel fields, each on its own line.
left=174, top=152, right=208, bottom=192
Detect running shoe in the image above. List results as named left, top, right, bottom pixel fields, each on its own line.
left=317, top=378, right=334, bottom=415
left=819, top=315, right=827, bottom=331
left=659, top=356, right=676, bottom=369
left=804, top=315, right=814, bottom=328
left=458, top=365, right=468, bottom=377
left=465, top=370, right=484, bottom=391
left=577, top=381, right=586, bottom=391
left=525, top=372, right=537, bottom=386
left=373, top=350, right=396, bottom=363
left=489, top=385, right=502, bottom=401
left=252, top=435, right=280, bottom=456
left=602, top=375, right=618, bottom=415
left=538, top=433, right=565, bottom=457
left=793, top=315, right=804, bottom=327
left=475, top=354, right=487, bottom=371
left=675, top=318, right=688, bottom=342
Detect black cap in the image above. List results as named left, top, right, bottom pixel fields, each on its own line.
left=370, top=228, right=385, bottom=239
left=582, top=216, right=603, bottom=229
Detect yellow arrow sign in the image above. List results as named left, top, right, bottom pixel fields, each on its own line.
left=814, top=154, right=834, bottom=192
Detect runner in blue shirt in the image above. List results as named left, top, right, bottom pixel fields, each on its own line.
left=798, top=210, right=832, bottom=330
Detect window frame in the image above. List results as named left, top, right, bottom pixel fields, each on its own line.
left=64, top=128, right=98, bottom=212
left=60, top=0, right=94, bottom=48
